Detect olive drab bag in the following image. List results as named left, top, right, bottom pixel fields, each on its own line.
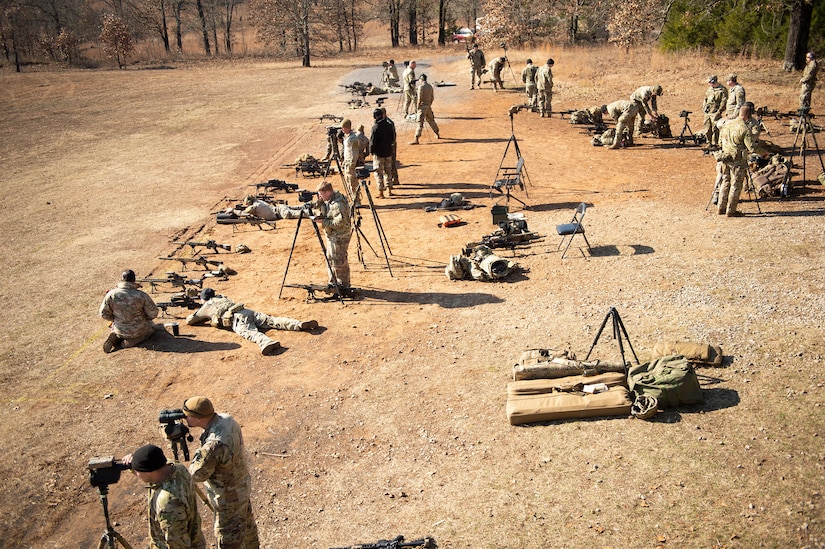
left=627, top=355, right=703, bottom=408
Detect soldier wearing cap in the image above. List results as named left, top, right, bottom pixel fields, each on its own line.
left=715, top=104, right=756, bottom=217
left=122, top=444, right=206, bottom=549
left=702, top=75, right=728, bottom=149
left=99, top=269, right=159, bottom=354
left=800, top=51, right=818, bottom=110
left=489, top=56, right=507, bottom=91
left=601, top=100, right=640, bottom=149
left=387, top=59, right=400, bottom=88
left=412, top=74, right=440, bottom=145
left=536, top=59, right=554, bottom=117
left=522, top=59, right=538, bottom=109
left=630, top=84, right=663, bottom=135
left=401, top=60, right=417, bottom=116
left=468, top=44, right=486, bottom=89
left=339, top=118, right=361, bottom=198
left=370, top=108, right=395, bottom=198
left=725, top=74, right=746, bottom=119
left=183, top=397, right=260, bottom=549
left=186, top=288, right=317, bottom=356
left=310, top=180, right=353, bottom=291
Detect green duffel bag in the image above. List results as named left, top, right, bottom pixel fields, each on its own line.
left=627, top=355, right=703, bottom=408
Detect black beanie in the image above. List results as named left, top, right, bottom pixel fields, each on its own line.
left=132, top=444, right=167, bottom=472
left=200, top=288, right=215, bottom=301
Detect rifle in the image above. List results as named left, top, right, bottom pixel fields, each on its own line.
left=557, top=109, right=576, bottom=119
left=330, top=535, right=436, bottom=549
left=216, top=212, right=276, bottom=230
left=312, top=114, right=343, bottom=123
left=172, top=240, right=232, bottom=254
left=156, top=293, right=201, bottom=312
left=463, top=232, right=542, bottom=254
left=250, top=179, right=299, bottom=193
left=138, top=273, right=203, bottom=292
left=158, top=256, right=236, bottom=274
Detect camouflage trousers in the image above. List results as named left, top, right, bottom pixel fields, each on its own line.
left=415, top=106, right=439, bottom=139
left=326, top=233, right=352, bottom=288
left=632, top=99, right=647, bottom=135
left=232, top=310, right=302, bottom=352
left=525, top=83, right=537, bottom=107
left=373, top=156, right=393, bottom=191
left=343, top=160, right=359, bottom=201
left=403, top=88, right=416, bottom=116
left=471, top=66, right=484, bottom=88
left=800, top=83, right=815, bottom=109
left=611, top=104, right=638, bottom=148
left=703, top=112, right=723, bottom=146
left=538, top=89, right=552, bottom=115
left=214, top=499, right=259, bottom=549
left=717, top=159, right=747, bottom=215
left=390, top=142, right=399, bottom=186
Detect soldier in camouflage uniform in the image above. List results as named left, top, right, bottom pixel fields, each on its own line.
left=123, top=444, right=206, bottom=549
left=387, top=60, right=400, bottom=88
left=183, top=397, right=259, bottom=549
left=402, top=61, right=417, bottom=116
left=536, top=59, right=554, bottom=117
left=99, top=269, right=158, bottom=353
left=186, top=288, right=317, bottom=356
left=489, top=57, right=506, bottom=91
left=702, top=75, right=728, bottom=149
left=521, top=59, right=538, bottom=109
left=412, top=74, right=440, bottom=145
left=339, top=118, right=361, bottom=199
left=630, top=84, right=662, bottom=135
left=468, top=44, right=486, bottom=89
left=312, top=180, right=353, bottom=291
left=715, top=104, right=756, bottom=217
left=602, top=100, right=639, bottom=149
left=800, top=51, right=818, bottom=110
left=725, top=74, right=746, bottom=119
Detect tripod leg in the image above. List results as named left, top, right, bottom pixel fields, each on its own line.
left=114, top=531, right=134, bottom=549
left=309, top=219, right=345, bottom=303
left=278, top=214, right=303, bottom=299
left=584, top=311, right=613, bottom=361
left=745, top=169, right=762, bottom=214
left=362, top=180, right=395, bottom=263
left=612, top=309, right=639, bottom=364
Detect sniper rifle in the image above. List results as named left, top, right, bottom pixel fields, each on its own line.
left=330, top=535, right=436, bottom=549
left=250, top=179, right=299, bottom=193
left=158, top=256, right=236, bottom=274
left=138, top=273, right=203, bottom=292
left=156, top=293, right=201, bottom=312
left=172, top=240, right=232, bottom=254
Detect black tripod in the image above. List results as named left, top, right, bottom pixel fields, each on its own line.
left=677, top=111, right=698, bottom=145
left=500, top=43, right=517, bottom=84
left=351, top=179, right=394, bottom=275
left=705, top=166, right=761, bottom=213
left=785, top=109, right=824, bottom=189
left=95, top=485, right=133, bottom=549
left=278, top=205, right=345, bottom=303
left=323, top=128, right=348, bottom=192
left=492, top=109, right=531, bottom=207
left=584, top=307, right=639, bottom=372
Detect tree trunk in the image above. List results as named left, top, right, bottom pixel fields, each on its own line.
left=174, top=2, right=184, bottom=52
left=437, top=0, right=445, bottom=45
left=408, top=0, right=417, bottom=46
left=389, top=0, right=400, bottom=47
left=196, top=0, right=211, bottom=55
left=302, top=0, right=311, bottom=67
left=160, top=0, right=171, bottom=53
left=223, top=0, right=234, bottom=54
left=783, top=0, right=812, bottom=72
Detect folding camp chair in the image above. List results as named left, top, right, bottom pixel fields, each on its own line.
left=490, top=157, right=528, bottom=207
left=556, top=202, right=591, bottom=258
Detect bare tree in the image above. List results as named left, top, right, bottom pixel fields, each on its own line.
left=388, top=0, right=401, bottom=46
left=783, top=0, right=813, bottom=71
left=195, top=0, right=211, bottom=54
left=251, top=0, right=313, bottom=65
left=100, top=12, right=134, bottom=67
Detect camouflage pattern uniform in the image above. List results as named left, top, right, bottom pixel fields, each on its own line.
left=243, top=200, right=279, bottom=221
left=186, top=296, right=303, bottom=353
left=536, top=61, right=554, bottom=117
left=353, top=127, right=370, bottom=167
left=489, top=58, right=506, bottom=91
left=521, top=61, right=538, bottom=108
left=147, top=462, right=206, bottom=549
left=468, top=47, right=486, bottom=89
left=800, top=54, right=818, bottom=109
left=387, top=62, right=400, bottom=88
left=716, top=117, right=755, bottom=216
left=99, top=281, right=158, bottom=343
left=630, top=85, right=660, bottom=135
left=341, top=130, right=361, bottom=199
left=190, top=414, right=260, bottom=549
left=414, top=79, right=440, bottom=142
left=370, top=114, right=395, bottom=196
left=402, top=64, right=417, bottom=116
left=702, top=80, right=728, bottom=147
left=726, top=81, right=746, bottom=119
left=315, top=191, right=352, bottom=288
left=604, top=100, right=639, bottom=149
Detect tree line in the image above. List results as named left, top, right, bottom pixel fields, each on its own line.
left=0, top=0, right=820, bottom=71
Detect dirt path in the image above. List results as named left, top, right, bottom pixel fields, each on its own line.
left=1, top=47, right=823, bottom=548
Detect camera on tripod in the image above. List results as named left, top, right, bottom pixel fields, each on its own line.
left=88, top=456, right=130, bottom=487
left=679, top=110, right=692, bottom=118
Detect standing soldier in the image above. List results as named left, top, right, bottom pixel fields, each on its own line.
left=99, top=269, right=158, bottom=353
left=468, top=44, right=486, bottom=89
left=489, top=57, right=506, bottom=91
left=536, top=59, right=555, bottom=117
left=183, top=397, right=260, bottom=549
left=379, top=108, right=400, bottom=188
left=725, top=74, right=746, bottom=119
left=402, top=60, right=417, bottom=116
left=716, top=104, right=756, bottom=217
left=122, top=444, right=206, bottom=549
left=799, top=51, right=818, bottom=110
left=601, top=100, right=640, bottom=149
left=630, top=84, right=662, bottom=136
left=339, top=119, right=360, bottom=199
left=522, top=59, right=538, bottom=110
left=370, top=108, right=395, bottom=198
left=312, top=180, right=353, bottom=290
left=702, top=75, right=728, bottom=149
left=412, top=74, right=440, bottom=145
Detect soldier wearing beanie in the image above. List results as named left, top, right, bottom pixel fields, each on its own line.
left=99, top=269, right=159, bottom=354
left=122, top=444, right=206, bottom=549
left=183, top=397, right=260, bottom=549
left=702, top=74, right=728, bottom=149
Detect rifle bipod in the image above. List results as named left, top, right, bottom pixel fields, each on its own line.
left=278, top=207, right=346, bottom=304
left=350, top=179, right=394, bottom=276
left=584, top=307, right=640, bottom=372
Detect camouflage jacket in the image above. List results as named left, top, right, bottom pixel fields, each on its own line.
left=536, top=65, right=553, bottom=91
left=631, top=86, right=658, bottom=117
left=99, top=282, right=158, bottom=339
left=147, top=463, right=206, bottom=549
left=244, top=200, right=278, bottom=221
left=801, top=59, right=818, bottom=86
left=316, top=191, right=351, bottom=239
left=402, top=66, right=416, bottom=91
left=189, top=414, right=252, bottom=512
left=522, top=64, right=538, bottom=85
left=417, top=82, right=435, bottom=108
left=726, top=84, right=746, bottom=119
left=606, top=100, right=636, bottom=121
left=703, top=85, right=728, bottom=116
left=468, top=49, right=485, bottom=69
left=186, top=296, right=243, bottom=328
left=719, top=118, right=756, bottom=164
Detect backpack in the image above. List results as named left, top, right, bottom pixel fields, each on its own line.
left=654, top=114, right=672, bottom=138
left=627, top=355, right=703, bottom=408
